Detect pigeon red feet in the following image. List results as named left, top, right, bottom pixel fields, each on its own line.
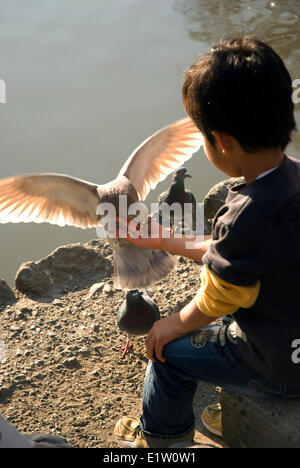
left=119, top=339, right=132, bottom=358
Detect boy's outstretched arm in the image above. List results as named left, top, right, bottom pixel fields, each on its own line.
left=145, top=297, right=214, bottom=363
left=126, top=217, right=211, bottom=262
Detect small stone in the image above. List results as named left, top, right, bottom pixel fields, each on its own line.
left=14, top=374, right=26, bottom=382
left=0, top=386, right=11, bottom=403
left=88, top=282, right=105, bottom=298
left=15, top=307, right=32, bottom=320
left=103, top=284, right=113, bottom=295
left=79, top=347, right=90, bottom=357
left=47, top=332, right=57, bottom=339
left=62, top=357, right=81, bottom=369
left=53, top=299, right=63, bottom=306
left=33, top=373, right=46, bottom=380
left=93, top=346, right=102, bottom=355
left=91, top=323, right=100, bottom=333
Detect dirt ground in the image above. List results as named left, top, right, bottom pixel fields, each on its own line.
left=0, top=240, right=224, bottom=448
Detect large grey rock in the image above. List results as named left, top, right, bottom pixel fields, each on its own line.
left=0, top=278, right=15, bottom=306
left=203, top=177, right=245, bottom=225
left=0, top=414, right=32, bottom=448
left=221, top=390, right=300, bottom=448
left=15, top=240, right=112, bottom=296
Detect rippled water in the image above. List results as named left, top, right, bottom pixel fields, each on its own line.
left=0, top=0, right=299, bottom=285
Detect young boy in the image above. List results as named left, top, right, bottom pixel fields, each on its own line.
left=114, top=36, right=300, bottom=448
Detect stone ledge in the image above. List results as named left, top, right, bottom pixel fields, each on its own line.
left=221, top=390, right=300, bottom=448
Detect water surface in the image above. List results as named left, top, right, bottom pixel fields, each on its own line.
left=0, top=0, right=299, bottom=285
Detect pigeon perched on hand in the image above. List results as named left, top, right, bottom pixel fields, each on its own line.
left=158, top=167, right=197, bottom=231
left=117, top=289, right=160, bottom=357
left=0, top=118, right=202, bottom=289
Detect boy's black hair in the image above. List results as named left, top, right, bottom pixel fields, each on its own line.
left=182, top=36, right=296, bottom=152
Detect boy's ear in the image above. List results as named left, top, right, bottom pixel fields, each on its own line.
left=211, top=131, right=233, bottom=154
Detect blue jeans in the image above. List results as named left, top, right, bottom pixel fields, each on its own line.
left=140, top=323, right=300, bottom=448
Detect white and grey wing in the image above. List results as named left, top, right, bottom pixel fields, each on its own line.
left=0, top=173, right=101, bottom=228
left=117, top=117, right=203, bottom=201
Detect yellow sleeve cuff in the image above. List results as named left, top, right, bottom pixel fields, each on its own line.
left=195, top=265, right=261, bottom=318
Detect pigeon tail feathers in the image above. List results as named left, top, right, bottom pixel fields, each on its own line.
left=108, top=238, right=177, bottom=290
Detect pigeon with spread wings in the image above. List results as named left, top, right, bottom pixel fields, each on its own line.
left=0, top=117, right=203, bottom=289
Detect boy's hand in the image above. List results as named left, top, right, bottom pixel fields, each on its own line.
left=145, top=314, right=185, bottom=363
left=145, top=298, right=214, bottom=363
left=127, top=216, right=173, bottom=250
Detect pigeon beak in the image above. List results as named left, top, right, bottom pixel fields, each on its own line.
left=185, top=172, right=192, bottom=178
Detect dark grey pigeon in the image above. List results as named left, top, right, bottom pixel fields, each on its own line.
left=158, top=167, right=197, bottom=231
left=117, top=289, right=160, bottom=357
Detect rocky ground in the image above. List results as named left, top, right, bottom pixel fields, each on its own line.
left=0, top=239, right=225, bottom=448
